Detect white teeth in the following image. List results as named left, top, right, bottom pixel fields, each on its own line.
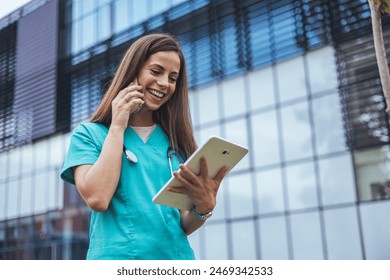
left=149, top=89, right=164, bottom=98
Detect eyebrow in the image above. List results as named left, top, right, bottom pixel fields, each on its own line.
left=149, top=63, right=179, bottom=75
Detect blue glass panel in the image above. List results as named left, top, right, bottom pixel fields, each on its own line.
left=324, top=207, right=363, bottom=259
left=72, top=0, right=82, bottom=20
left=97, top=5, right=111, bottom=41
left=0, top=152, right=7, bottom=180
left=256, top=168, right=285, bottom=214
left=251, top=111, right=280, bottom=168
left=0, top=183, right=6, bottom=219
left=151, top=0, right=169, bottom=16
left=114, top=0, right=129, bottom=34
left=272, top=3, right=302, bottom=61
left=83, top=0, right=95, bottom=15
left=7, top=179, right=19, bottom=219
left=231, top=220, right=257, bottom=259
left=280, top=102, right=314, bottom=162
left=227, top=173, right=254, bottom=219
left=285, top=161, right=318, bottom=211
left=318, top=154, right=356, bottom=206
left=360, top=201, right=390, bottom=259
left=180, top=39, right=195, bottom=86
left=312, top=93, right=348, bottom=155
left=194, top=34, right=213, bottom=85
left=168, top=1, right=190, bottom=21
left=259, top=216, right=289, bottom=259
left=276, top=56, right=307, bottom=103
left=248, top=67, right=276, bottom=110
left=290, top=211, right=324, bottom=259
left=220, top=16, right=240, bottom=76
left=171, top=0, right=188, bottom=5
left=204, top=223, right=229, bottom=259
left=98, top=0, right=111, bottom=7
left=132, top=0, right=148, bottom=25
left=80, top=14, right=96, bottom=50
left=71, top=19, right=82, bottom=54
left=147, top=14, right=165, bottom=30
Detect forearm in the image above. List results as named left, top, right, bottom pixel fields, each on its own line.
left=80, top=125, right=124, bottom=210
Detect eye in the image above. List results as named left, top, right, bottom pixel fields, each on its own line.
left=169, top=76, right=177, bottom=83
left=151, top=69, right=160, bottom=75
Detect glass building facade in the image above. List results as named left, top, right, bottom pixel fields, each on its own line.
left=0, top=0, right=390, bottom=259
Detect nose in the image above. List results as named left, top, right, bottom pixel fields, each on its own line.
left=156, top=75, right=169, bottom=89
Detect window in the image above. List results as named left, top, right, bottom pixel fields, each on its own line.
left=280, top=102, right=314, bottom=162
left=285, top=161, right=318, bottom=210
left=248, top=2, right=272, bottom=69
left=259, top=216, right=289, bottom=259
left=272, top=2, right=301, bottom=61
left=306, top=47, right=338, bottom=95
left=80, top=13, right=96, bottom=50
left=247, top=67, right=276, bottom=111
left=0, top=183, right=6, bottom=220
left=354, top=146, right=390, bottom=201
left=323, top=207, right=363, bottom=259
left=114, top=0, right=130, bottom=34
left=197, top=84, right=220, bottom=125
left=0, top=152, right=7, bottom=180
left=256, top=168, right=285, bottom=214
left=132, top=0, right=148, bottom=26
left=360, top=201, right=390, bottom=259
left=312, top=93, right=347, bottom=155
left=276, top=56, right=307, bottom=103
left=251, top=111, right=281, bottom=167
left=231, top=220, right=257, bottom=259
left=20, top=176, right=33, bottom=216
left=204, top=223, right=229, bottom=259
left=290, top=211, right=324, bottom=259
left=222, top=76, right=247, bottom=118
left=318, top=154, right=356, bottom=206
left=97, top=4, right=111, bottom=41
left=227, top=174, right=254, bottom=219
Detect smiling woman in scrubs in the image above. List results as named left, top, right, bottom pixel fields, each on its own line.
left=60, top=34, right=229, bottom=260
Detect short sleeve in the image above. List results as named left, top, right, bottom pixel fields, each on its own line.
left=60, top=123, right=103, bottom=185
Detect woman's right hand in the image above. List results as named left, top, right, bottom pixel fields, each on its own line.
left=111, top=83, right=144, bottom=130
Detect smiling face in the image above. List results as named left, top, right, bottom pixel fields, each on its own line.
left=137, top=51, right=181, bottom=112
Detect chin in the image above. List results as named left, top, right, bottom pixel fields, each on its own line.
left=144, top=102, right=162, bottom=111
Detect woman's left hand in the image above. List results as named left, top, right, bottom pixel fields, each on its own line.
left=168, top=157, right=229, bottom=214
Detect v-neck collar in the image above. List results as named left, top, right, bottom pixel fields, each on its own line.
left=125, top=124, right=164, bottom=146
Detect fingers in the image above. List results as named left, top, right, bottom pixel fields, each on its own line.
left=173, top=169, right=195, bottom=187
left=124, top=92, right=144, bottom=103
left=214, top=165, right=229, bottom=184
left=178, top=164, right=202, bottom=184
left=167, top=186, right=189, bottom=195
left=114, top=84, right=144, bottom=111
left=199, top=156, right=209, bottom=179
left=116, top=83, right=143, bottom=100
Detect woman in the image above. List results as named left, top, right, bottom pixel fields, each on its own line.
left=61, top=33, right=228, bottom=260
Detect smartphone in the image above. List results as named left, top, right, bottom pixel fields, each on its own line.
left=130, top=77, right=143, bottom=115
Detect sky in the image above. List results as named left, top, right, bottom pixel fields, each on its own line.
left=0, top=0, right=32, bottom=20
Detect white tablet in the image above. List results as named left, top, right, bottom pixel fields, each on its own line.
left=152, top=136, right=249, bottom=210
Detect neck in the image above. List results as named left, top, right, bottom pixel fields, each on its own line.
left=128, top=107, right=155, bottom=127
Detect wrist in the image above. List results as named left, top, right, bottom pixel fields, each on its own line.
left=191, top=206, right=213, bottom=221
left=109, top=123, right=126, bottom=134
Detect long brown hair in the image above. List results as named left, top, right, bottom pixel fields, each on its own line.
left=90, top=33, right=197, bottom=158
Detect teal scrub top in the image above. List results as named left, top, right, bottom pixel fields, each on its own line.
left=61, top=122, right=195, bottom=260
